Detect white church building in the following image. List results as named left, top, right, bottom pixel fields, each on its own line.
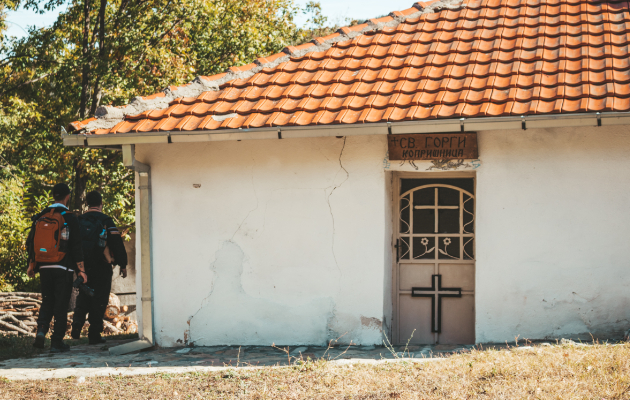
left=66, top=0, right=630, bottom=349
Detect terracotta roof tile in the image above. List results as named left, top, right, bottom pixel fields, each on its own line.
left=72, top=0, right=630, bottom=135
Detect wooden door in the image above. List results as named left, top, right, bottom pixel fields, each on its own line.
left=394, top=177, right=475, bottom=345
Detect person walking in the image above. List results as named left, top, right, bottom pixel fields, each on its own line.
left=26, top=183, right=87, bottom=352
left=71, top=191, right=128, bottom=344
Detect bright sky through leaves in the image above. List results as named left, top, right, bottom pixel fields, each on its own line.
left=5, top=0, right=416, bottom=38
left=296, top=0, right=415, bottom=25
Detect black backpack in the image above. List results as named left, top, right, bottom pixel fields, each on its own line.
left=78, top=213, right=107, bottom=261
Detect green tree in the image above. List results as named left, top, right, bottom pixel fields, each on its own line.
left=0, top=178, right=28, bottom=291
left=0, top=0, right=302, bottom=289
left=295, top=1, right=358, bottom=43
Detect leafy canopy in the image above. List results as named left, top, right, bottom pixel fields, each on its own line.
left=0, top=0, right=331, bottom=290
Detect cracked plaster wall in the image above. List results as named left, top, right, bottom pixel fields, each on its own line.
left=475, top=124, right=630, bottom=342
left=132, top=124, right=630, bottom=346
left=134, top=135, right=391, bottom=346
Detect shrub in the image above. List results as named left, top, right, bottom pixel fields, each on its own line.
left=0, top=178, right=38, bottom=292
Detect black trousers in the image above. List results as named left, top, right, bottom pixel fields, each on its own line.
left=72, top=268, right=112, bottom=339
left=38, top=268, right=74, bottom=342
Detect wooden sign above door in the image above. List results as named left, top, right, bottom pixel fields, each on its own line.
left=387, top=132, right=478, bottom=160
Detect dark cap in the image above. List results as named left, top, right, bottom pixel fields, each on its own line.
left=52, top=183, right=71, bottom=201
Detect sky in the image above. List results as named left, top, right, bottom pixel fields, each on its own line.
left=4, top=0, right=416, bottom=39
left=5, top=6, right=64, bottom=38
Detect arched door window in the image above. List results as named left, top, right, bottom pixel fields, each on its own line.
left=399, top=184, right=475, bottom=262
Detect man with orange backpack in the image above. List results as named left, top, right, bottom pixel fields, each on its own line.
left=26, top=183, right=87, bottom=352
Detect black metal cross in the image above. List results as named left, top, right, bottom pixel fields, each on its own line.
left=412, top=274, right=462, bottom=333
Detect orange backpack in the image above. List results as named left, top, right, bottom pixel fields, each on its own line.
left=32, top=209, right=68, bottom=263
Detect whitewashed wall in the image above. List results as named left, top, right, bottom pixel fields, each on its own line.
left=475, top=125, right=630, bottom=342
left=135, top=135, right=391, bottom=346
left=135, top=123, right=630, bottom=346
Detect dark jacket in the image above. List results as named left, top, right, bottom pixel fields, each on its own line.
left=80, top=211, right=128, bottom=273
left=29, top=205, right=84, bottom=272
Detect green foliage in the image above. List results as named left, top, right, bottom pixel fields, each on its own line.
left=5, top=0, right=302, bottom=109
left=295, top=1, right=360, bottom=43
left=0, top=177, right=30, bottom=291
left=0, top=0, right=358, bottom=291
left=188, top=0, right=301, bottom=77
left=0, top=0, right=313, bottom=291
left=301, top=1, right=334, bottom=39
left=0, top=0, right=19, bottom=51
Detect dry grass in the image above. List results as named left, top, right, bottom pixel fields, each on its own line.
left=1, top=342, right=629, bottom=399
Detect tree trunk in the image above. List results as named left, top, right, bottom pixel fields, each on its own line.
left=79, top=0, right=92, bottom=119
left=89, top=79, right=102, bottom=116
left=72, top=157, right=88, bottom=213
left=89, top=0, right=107, bottom=116
left=98, top=0, right=106, bottom=54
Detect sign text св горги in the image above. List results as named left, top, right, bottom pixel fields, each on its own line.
left=387, top=133, right=478, bottom=160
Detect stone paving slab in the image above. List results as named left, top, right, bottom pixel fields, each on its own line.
left=0, top=338, right=489, bottom=381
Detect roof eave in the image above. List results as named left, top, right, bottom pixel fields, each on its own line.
left=62, top=112, right=630, bottom=148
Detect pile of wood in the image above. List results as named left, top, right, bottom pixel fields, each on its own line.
left=0, top=292, right=41, bottom=337
left=101, top=293, right=137, bottom=335
left=0, top=291, right=137, bottom=337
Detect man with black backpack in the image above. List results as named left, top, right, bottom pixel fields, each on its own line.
left=26, top=183, right=87, bottom=352
left=71, top=191, right=128, bottom=344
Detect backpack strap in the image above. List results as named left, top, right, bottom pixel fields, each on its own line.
left=80, top=212, right=106, bottom=226
left=37, top=208, right=66, bottom=220
left=30, top=209, right=46, bottom=222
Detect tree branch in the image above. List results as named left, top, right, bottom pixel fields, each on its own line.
left=0, top=73, right=52, bottom=97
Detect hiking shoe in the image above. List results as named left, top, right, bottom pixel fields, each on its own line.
left=33, top=331, right=46, bottom=349
left=50, top=341, right=70, bottom=353
left=88, top=337, right=106, bottom=345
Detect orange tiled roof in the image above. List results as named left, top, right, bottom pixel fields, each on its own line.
left=71, top=0, right=630, bottom=135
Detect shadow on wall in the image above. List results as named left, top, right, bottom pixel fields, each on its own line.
left=187, top=241, right=336, bottom=346
left=111, top=231, right=136, bottom=295
left=111, top=232, right=137, bottom=321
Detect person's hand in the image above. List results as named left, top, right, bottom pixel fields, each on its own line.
left=27, top=263, right=35, bottom=278
left=120, top=268, right=127, bottom=278
left=79, top=271, right=88, bottom=283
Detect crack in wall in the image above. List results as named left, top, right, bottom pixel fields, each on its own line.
left=184, top=241, right=239, bottom=346
left=231, top=154, right=259, bottom=241
left=79, top=0, right=465, bottom=133
left=187, top=154, right=257, bottom=345
left=185, top=258, right=218, bottom=346
left=184, top=241, right=336, bottom=346
left=326, top=137, right=349, bottom=275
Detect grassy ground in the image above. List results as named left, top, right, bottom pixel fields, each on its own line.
left=0, top=333, right=139, bottom=361
left=0, top=342, right=628, bottom=398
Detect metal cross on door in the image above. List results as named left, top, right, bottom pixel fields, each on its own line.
left=412, top=275, right=462, bottom=333
left=394, top=177, right=475, bottom=345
